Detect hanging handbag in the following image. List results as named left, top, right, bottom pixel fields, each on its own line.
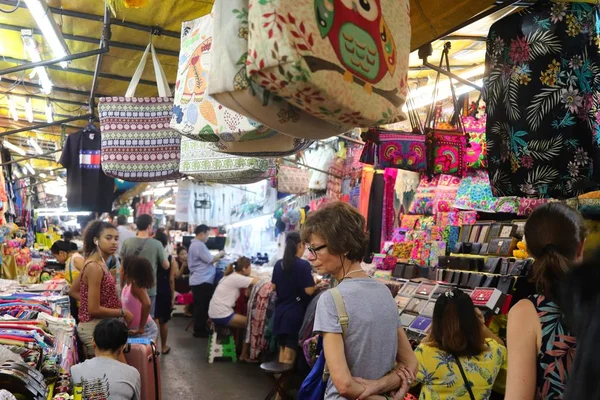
left=277, top=164, right=310, bottom=194
left=98, top=44, right=182, bottom=182
left=462, top=114, right=487, bottom=170
left=246, top=0, right=411, bottom=128
left=424, top=44, right=470, bottom=177
left=179, top=137, right=274, bottom=184
left=207, top=0, right=346, bottom=140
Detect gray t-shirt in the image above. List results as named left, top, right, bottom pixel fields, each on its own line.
left=120, top=237, right=166, bottom=296
left=71, top=357, right=141, bottom=400
left=314, top=278, right=400, bottom=400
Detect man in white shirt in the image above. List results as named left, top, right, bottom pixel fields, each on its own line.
left=117, top=215, right=135, bottom=255
left=188, top=224, right=225, bottom=337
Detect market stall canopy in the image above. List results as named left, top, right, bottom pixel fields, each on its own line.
left=0, top=0, right=510, bottom=164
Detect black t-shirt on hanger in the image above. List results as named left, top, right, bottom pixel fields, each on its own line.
left=59, top=127, right=115, bottom=213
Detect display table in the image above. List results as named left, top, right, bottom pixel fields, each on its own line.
left=0, top=254, right=16, bottom=280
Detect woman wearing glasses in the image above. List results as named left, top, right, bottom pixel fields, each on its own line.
left=303, top=202, right=417, bottom=400
left=271, top=232, right=318, bottom=369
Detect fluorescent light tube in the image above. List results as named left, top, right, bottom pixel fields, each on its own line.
left=14, top=169, right=21, bottom=179
left=25, top=98, right=34, bottom=123
left=7, top=95, right=18, bottom=121
left=56, top=176, right=65, bottom=185
left=45, top=99, right=53, bottom=123
left=26, top=163, right=35, bottom=175
left=23, top=0, right=70, bottom=67
left=28, top=138, right=44, bottom=154
left=39, top=173, right=47, bottom=178
left=21, top=30, right=53, bottom=94
left=3, top=140, right=26, bottom=156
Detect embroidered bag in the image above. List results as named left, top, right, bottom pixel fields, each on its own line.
left=408, top=175, right=440, bottom=215
left=179, top=137, right=274, bottom=184
left=278, top=165, right=310, bottom=194
left=207, top=0, right=346, bottom=139
left=98, top=44, right=181, bottom=182
left=246, top=0, right=411, bottom=128
left=462, top=114, right=487, bottom=170
left=425, top=44, right=470, bottom=177
left=454, top=170, right=496, bottom=212
left=432, top=174, right=462, bottom=214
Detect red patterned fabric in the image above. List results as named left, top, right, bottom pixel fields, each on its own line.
left=382, top=169, right=398, bottom=242
left=249, top=283, right=273, bottom=360
left=518, top=198, right=548, bottom=217
left=79, top=262, right=121, bottom=323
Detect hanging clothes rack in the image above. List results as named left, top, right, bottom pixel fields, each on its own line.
left=283, top=158, right=342, bottom=179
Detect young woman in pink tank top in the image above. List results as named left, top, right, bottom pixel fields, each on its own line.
left=69, top=220, right=133, bottom=358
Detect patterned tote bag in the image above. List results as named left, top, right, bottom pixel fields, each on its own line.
left=98, top=44, right=181, bottom=182
left=207, top=0, right=347, bottom=139
left=179, top=137, right=274, bottom=184
left=246, top=0, right=411, bottom=128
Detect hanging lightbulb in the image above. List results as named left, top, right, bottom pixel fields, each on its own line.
left=45, top=99, right=53, bottom=123
left=7, top=95, right=18, bottom=121
left=25, top=98, right=34, bottom=123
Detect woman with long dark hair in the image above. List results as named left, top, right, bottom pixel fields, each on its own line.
left=153, top=230, right=178, bottom=354
left=272, top=232, right=317, bottom=367
left=505, top=203, right=586, bottom=399
left=69, top=220, right=133, bottom=358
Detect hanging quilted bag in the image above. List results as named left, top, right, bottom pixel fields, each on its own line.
left=454, top=170, right=495, bottom=212
left=278, top=164, right=310, bottom=194
left=179, top=137, right=274, bottom=184
left=207, top=0, right=347, bottom=139
left=98, top=44, right=181, bottom=182
left=246, top=0, right=411, bottom=128
left=424, top=44, right=470, bottom=177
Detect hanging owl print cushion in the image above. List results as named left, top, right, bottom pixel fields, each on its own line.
left=246, top=0, right=411, bottom=128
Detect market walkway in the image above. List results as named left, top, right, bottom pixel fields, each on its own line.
left=160, top=316, right=272, bottom=399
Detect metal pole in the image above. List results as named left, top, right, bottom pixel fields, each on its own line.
left=2, top=92, right=88, bottom=107
left=0, top=115, right=91, bottom=138
left=0, top=0, right=180, bottom=38
left=422, top=61, right=483, bottom=91
left=284, top=159, right=342, bottom=179
left=0, top=47, right=109, bottom=77
left=1, top=77, right=108, bottom=98
left=0, top=22, right=179, bottom=57
left=89, top=6, right=110, bottom=118
left=337, top=134, right=363, bottom=145
left=9, top=166, right=63, bottom=182
left=1, top=149, right=61, bottom=166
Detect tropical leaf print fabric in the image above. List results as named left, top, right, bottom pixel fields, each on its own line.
left=527, top=294, right=576, bottom=400
left=484, top=1, right=600, bottom=199
left=414, top=338, right=507, bottom=400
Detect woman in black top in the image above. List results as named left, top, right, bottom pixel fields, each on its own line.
left=153, top=231, right=178, bottom=354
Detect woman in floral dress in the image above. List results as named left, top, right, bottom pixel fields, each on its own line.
left=505, top=203, right=586, bottom=399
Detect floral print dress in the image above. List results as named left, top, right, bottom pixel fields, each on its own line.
left=527, top=294, right=576, bottom=400
left=483, top=1, right=600, bottom=199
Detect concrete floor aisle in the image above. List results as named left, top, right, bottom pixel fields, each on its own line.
left=160, top=316, right=272, bottom=399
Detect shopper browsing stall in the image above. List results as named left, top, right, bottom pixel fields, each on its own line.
left=174, top=245, right=192, bottom=317
left=51, top=240, right=84, bottom=286
left=272, top=232, right=317, bottom=367
left=70, top=221, right=133, bottom=357
left=154, top=230, right=179, bottom=354
left=121, top=256, right=159, bottom=341
left=188, top=224, right=225, bottom=338
left=303, top=202, right=417, bottom=399
left=117, top=215, right=135, bottom=255
left=120, top=214, right=169, bottom=321
left=505, top=203, right=586, bottom=400
left=71, top=318, right=141, bottom=400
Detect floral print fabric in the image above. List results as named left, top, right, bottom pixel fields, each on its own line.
left=484, top=1, right=600, bottom=199
left=454, top=170, right=496, bottom=212
left=414, top=338, right=507, bottom=400
left=526, top=294, right=576, bottom=400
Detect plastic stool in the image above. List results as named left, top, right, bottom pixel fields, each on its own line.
left=260, top=361, right=294, bottom=400
left=207, top=327, right=237, bottom=364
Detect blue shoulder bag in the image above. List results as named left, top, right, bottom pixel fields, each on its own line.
left=298, top=287, right=349, bottom=400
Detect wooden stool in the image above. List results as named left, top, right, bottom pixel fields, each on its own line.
left=260, top=361, right=294, bottom=400
left=207, top=326, right=237, bottom=364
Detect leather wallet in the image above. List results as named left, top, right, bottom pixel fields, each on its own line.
left=404, top=264, right=418, bottom=279
left=459, top=257, right=471, bottom=271
left=482, top=275, right=499, bottom=288
left=392, top=263, right=406, bottom=278
left=449, top=256, right=461, bottom=270
left=438, top=256, right=450, bottom=268
left=497, top=276, right=515, bottom=294
left=470, top=243, right=482, bottom=255
left=468, top=273, right=485, bottom=289
left=453, top=243, right=464, bottom=254
left=483, top=257, right=501, bottom=274
left=452, top=271, right=462, bottom=285
left=462, top=243, right=473, bottom=254
left=508, top=259, right=527, bottom=276
left=406, top=297, right=427, bottom=314
left=499, top=259, right=510, bottom=275
left=471, top=258, right=484, bottom=272
left=479, top=243, right=489, bottom=255
left=417, top=266, right=430, bottom=279
left=460, top=272, right=471, bottom=287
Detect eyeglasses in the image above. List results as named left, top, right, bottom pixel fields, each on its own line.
left=307, top=244, right=327, bottom=258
